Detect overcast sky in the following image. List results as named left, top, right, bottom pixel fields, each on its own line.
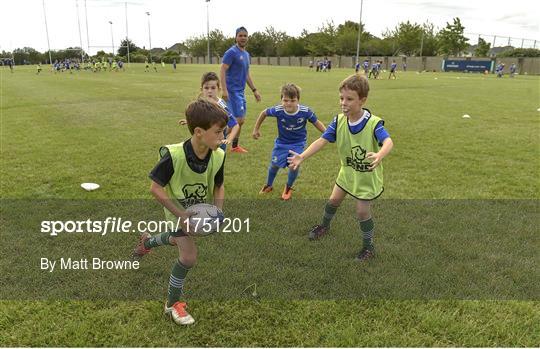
left=1, top=0, right=538, bottom=54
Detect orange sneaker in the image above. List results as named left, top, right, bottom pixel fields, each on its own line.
left=281, top=186, right=293, bottom=200
left=231, top=146, right=248, bottom=153
left=164, top=301, right=195, bottom=325
left=131, top=232, right=151, bottom=260
left=259, top=185, right=273, bottom=194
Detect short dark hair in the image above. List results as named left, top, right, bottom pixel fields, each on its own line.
left=339, top=74, right=369, bottom=99
left=201, top=71, right=220, bottom=88
left=280, top=83, right=301, bottom=100
left=184, top=98, right=228, bottom=134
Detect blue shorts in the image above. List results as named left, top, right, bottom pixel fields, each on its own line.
left=226, top=91, right=246, bottom=118
left=271, top=142, right=304, bottom=168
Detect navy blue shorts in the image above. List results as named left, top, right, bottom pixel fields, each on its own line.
left=271, top=142, right=304, bottom=168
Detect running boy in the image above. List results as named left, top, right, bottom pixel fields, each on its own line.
left=133, top=99, right=228, bottom=325
left=180, top=72, right=240, bottom=151
left=388, top=60, right=397, bottom=79
left=252, top=83, right=326, bottom=200
left=288, top=74, right=393, bottom=261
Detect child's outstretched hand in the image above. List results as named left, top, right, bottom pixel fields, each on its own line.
left=178, top=119, right=187, bottom=125
left=221, top=138, right=231, bottom=145
left=252, top=130, right=261, bottom=140
left=287, top=150, right=303, bottom=171
left=366, top=152, right=383, bottom=170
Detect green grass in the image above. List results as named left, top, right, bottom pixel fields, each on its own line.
left=1, top=64, right=539, bottom=346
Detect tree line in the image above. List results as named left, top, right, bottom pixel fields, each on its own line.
left=3, top=18, right=539, bottom=65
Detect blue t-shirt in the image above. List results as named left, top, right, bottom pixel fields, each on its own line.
left=222, top=45, right=250, bottom=92
left=266, top=104, right=318, bottom=145
left=321, top=109, right=389, bottom=145
left=218, top=98, right=238, bottom=128
left=391, top=63, right=397, bottom=70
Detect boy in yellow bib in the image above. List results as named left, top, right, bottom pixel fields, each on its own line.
left=288, top=74, right=393, bottom=262
left=133, top=99, right=227, bottom=325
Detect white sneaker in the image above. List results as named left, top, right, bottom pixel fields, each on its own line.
left=164, top=301, right=195, bottom=325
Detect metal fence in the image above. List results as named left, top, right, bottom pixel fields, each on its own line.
left=174, top=55, right=540, bottom=75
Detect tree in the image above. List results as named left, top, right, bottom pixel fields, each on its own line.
left=437, top=17, right=469, bottom=56
left=280, top=37, right=308, bottom=56
left=384, top=21, right=424, bottom=56
left=117, top=38, right=139, bottom=56
left=248, top=31, right=272, bottom=56
left=474, top=37, right=491, bottom=57
left=497, top=48, right=540, bottom=57
left=184, top=35, right=208, bottom=57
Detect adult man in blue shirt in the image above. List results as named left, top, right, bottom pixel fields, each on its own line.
left=220, top=27, right=262, bottom=153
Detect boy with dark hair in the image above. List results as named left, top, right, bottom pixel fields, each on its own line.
left=133, top=98, right=228, bottom=325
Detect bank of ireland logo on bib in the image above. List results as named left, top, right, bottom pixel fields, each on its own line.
left=346, top=146, right=372, bottom=172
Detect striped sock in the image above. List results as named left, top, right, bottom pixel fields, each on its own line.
left=359, top=218, right=374, bottom=251
left=321, top=202, right=338, bottom=228
left=143, top=232, right=173, bottom=249
left=166, top=259, right=190, bottom=307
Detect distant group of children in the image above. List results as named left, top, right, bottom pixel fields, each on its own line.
left=355, top=59, right=399, bottom=79
left=309, top=58, right=332, bottom=72
left=132, top=70, right=394, bottom=326
left=496, top=63, right=517, bottom=78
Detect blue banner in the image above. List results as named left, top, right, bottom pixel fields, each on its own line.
left=443, top=60, right=493, bottom=72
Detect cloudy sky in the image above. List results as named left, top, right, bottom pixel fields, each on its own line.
left=1, top=0, right=538, bottom=54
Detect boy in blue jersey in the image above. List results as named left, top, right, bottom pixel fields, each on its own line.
left=509, top=63, right=516, bottom=78
left=288, top=74, right=393, bottom=262
left=496, top=63, right=505, bottom=78
left=388, top=60, right=397, bottom=79
left=252, top=84, right=326, bottom=200
left=368, top=62, right=378, bottom=79
left=363, top=60, right=369, bottom=75
left=220, top=27, right=262, bottom=154
left=179, top=72, right=240, bottom=150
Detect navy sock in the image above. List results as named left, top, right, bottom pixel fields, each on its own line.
left=267, top=165, right=279, bottom=187
left=287, top=168, right=299, bottom=188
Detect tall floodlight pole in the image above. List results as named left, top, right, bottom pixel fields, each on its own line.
left=125, top=2, right=130, bottom=65
left=42, top=0, right=53, bottom=66
left=146, top=11, right=152, bottom=61
left=355, top=0, right=364, bottom=65
left=419, top=30, right=424, bottom=70
left=75, top=0, right=85, bottom=62
left=206, top=0, right=211, bottom=64
left=109, top=21, right=115, bottom=56
left=84, top=0, right=90, bottom=57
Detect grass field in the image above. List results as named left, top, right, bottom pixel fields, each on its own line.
left=1, top=64, right=539, bottom=346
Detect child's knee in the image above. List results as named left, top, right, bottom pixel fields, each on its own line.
left=179, top=254, right=197, bottom=269
left=355, top=203, right=371, bottom=220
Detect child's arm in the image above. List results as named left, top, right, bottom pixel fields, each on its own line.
left=367, top=137, right=394, bottom=170
left=287, top=138, right=329, bottom=171
left=312, top=120, right=327, bottom=133
left=150, top=181, right=193, bottom=232
left=223, top=124, right=239, bottom=145
left=213, top=184, right=224, bottom=211
left=252, top=110, right=267, bottom=139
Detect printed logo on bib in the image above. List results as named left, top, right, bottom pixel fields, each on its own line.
left=346, top=146, right=372, bottom=172
left=180, top=183, right=207, bottom=208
